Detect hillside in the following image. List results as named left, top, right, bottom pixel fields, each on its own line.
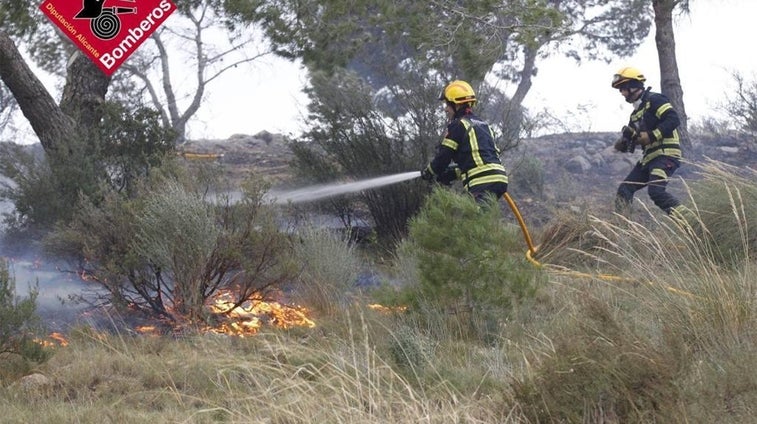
left=2, top=129, right=754, bottom=235
left=180, top=129, right=757, bottom=228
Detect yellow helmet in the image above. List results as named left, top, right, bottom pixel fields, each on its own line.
left=440, top=80, right=476, bottom=105
left=611, top=67, right=646, bottom=89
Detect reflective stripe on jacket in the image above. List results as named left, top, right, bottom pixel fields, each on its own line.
left=631, top=90, right=682, bottom=165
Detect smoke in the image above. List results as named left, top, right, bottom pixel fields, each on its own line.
left=0, top=171, right=422, bottom=332
left=1, top=197, right=100, bottom=332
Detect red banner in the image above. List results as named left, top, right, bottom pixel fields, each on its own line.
left=40, top=0, right=176, bottom=76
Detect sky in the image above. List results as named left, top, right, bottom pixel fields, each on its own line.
left=7, top=0, right=757, bottom=143
left=186, top=0, right=757, bottom=140
left=520, top=0, right=757, bottom=135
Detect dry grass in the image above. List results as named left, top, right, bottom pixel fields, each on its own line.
left=0, top=314, right=515, bottom=423
left=3, top=159, right=757, bottom=422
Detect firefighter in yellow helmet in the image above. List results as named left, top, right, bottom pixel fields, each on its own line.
left=420, top=80, right=508, bottom=203
left=611, top=67, right=687, bottom=217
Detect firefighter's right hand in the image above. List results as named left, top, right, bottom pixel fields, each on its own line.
left=614, top=137, right=628, bottom=152
left=420, top=165, right=434, bottom=182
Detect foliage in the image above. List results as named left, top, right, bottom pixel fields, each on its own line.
left=0, top=103, right=173, bottom=237
left=44, top=166, right=299, bottom=323
left=0, top=83, right=16, bottom=138
left=289, top=68, right=437, bottom=246
left=403, top=188, right=541, bottom=337
left=0, top=2, right=64, bottom=72
left=0, top=322, right=508, bottom=423
left=723, top=71, right=757, bottom=139
left=0, top=139, right=102, bottom=237
left=290, top=225, right=362, bottom=316
left=685, top=160, right=757, bottom=266
left=512, top=295, right=683, bottom=423
left=0, top=258, right=48, bottom=367
left=5, top=159, right=757, bottom=421
left=229, top=0, right=649, bottom=81
left=98, top=103, right=176, bottom=194
left=509, top=155, right=545, bottom=198
left=227, top=0, right=652, bottom=143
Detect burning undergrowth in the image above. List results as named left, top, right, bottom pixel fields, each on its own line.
left=5, top=252, right=317, bottom=344
left=133, top=288, right=316, bottom=337
left=32, top=172, right=320, bottom=337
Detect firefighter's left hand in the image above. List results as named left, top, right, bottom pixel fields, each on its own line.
left=636, top=131, right=653, bottom=146
left=437, top=166, right=459, bottom=185
left=614, top=137, right=628, bottom=152
left=420, top=166, right=434, bottom=182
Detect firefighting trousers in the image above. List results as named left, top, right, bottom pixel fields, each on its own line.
left=615, top=156, right=681, bottom=214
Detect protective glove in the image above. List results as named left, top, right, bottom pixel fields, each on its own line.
left=614, top=137, right=628, bottom=153
left=420, top=165, right=435, bottom=182
left=437, top=166, right=460, bottom=185
left=636, top=131, right=652, bottom=146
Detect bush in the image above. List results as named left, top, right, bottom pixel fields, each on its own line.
left=512, top=296, right=683, bottom=423
left=509, top=155, right=545, bottom=198
left=44, top=167, right=299, bottom=324
left=290, top=225, right=362, bottom=316
left=401, top=188, right=542, bottom=339
left=289, top=69, right=435, bottom=246
left=0, top=258, right=48, bottom=369
left=0, top=103, right=173, bottom=240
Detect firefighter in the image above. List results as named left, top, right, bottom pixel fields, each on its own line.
left=611, top=67, right=687, bottom=217
left=420, top=80, right=508, bottom=203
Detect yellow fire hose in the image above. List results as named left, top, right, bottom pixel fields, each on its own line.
left=502, top=193, right=696, bottom=298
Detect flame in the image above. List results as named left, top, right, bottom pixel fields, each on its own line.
left=35, top=332, right=69, bottom=348
left=367, top=303, right=408, bottom=313
left=205, top=289, right=315, bottom=336
left=135, top=325, right=160, bottom=336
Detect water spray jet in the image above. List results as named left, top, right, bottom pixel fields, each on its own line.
left=263, top=171, right=421, bottom=205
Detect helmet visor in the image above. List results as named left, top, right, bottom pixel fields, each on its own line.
left=611, top=74, right=625, bottom=88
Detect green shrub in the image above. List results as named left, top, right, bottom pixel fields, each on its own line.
left=0, top=104, right=172, bottom=239
left=512, top=296, right=683, bottom=423
left=291, top=225, right=362, bottom=316
left=44, top=169, right=298, bottom=324
left=403, top=188, right=542, bottom=338
left=510, top=155, right=545, bottom=198
left=0, top=258, right=48, bottom=371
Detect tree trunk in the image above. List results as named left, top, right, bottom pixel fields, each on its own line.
left=0, top=31, right=110, bottom=152
left=59, top=52, right=111, bottom=134
left=0, top=30, right=76, bottom=151
left=652, top=0, right=691, bottom=150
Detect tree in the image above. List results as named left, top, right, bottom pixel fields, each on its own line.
left=1, top=1, right=272, bottom=232
left=118, top=1, right=273, bottom=143
left=723, top=71, right=757, bottom=139
left=1, top=0, right=272, bottom=149
left=0, top=83, right=17, bottom=138
left=224, top=0, right=655, bottom=244
left=0, top=32, right=110, bottom=152
left=229, top=0, right=652, bottom=123
left=289, top=68, right=439, bottom=245
left=652, top=0, right=690, bottom=149
left=405, top=188, right=540, bottom=338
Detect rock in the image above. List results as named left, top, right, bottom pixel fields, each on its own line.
left=10, top=373, right=53, bottom=398
left=564, top=155, right=592, bottom=174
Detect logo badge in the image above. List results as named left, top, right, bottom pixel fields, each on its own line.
left=40, top=0, right=177, bottom=76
